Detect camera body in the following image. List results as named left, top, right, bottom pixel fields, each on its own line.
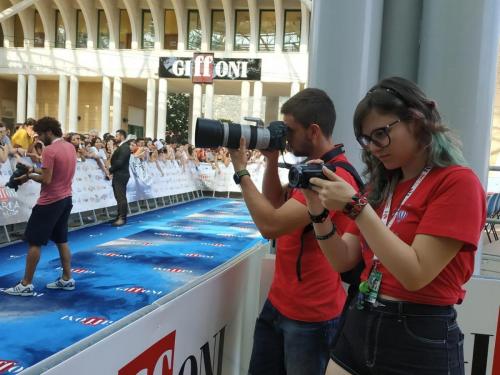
left=195, top=118, right=287, bottom=151
left=6, top=163, right=30, bottom=191
left=288, top=163, right=336, bottom=189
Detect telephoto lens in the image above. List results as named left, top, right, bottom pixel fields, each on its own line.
left=288, top=164, right=336, bottom=189
left=195, top=118, right=287, bottom=151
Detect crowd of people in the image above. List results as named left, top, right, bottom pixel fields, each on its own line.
left=0, top=120, right=267, bottom=179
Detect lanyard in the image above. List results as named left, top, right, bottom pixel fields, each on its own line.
left=373, top=166, right=432, bottom=262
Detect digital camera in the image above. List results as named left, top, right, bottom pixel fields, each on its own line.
left=288, top=163, right=336, bottom=189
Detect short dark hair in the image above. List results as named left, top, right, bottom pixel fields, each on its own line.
left=116, top=129, right=127, bottom=138
left=24, top=118, right=36, bottom=127
left=280, top=88, right=336, bottom=137
left=34, top=117, right=62, bottom=137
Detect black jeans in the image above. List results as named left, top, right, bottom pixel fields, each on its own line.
left=331, top=294, right=465, bottom=375
left=112, top=174, right=129, bottom=219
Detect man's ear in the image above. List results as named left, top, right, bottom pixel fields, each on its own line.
left=309, top=123, right=322, bottom=139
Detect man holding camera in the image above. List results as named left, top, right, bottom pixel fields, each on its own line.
left=4, top=117, right=77, bottom=296
left=228, top=89, right=361, bottom=375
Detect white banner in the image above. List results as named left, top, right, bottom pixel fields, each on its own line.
left=0, top=157, right=289, bottom=226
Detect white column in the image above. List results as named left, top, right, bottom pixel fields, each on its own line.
left=418, top=0, right=500, bottom=276
left=290, top=81, right=300, bottom=97
left=190, top=84, right=203, bottom=145
left=240, top=81, right=250, bottom=123
left=299, top=2, right=310, bottom=53
left=58, top=75, right=68, bottom=132
left=16, top=74, right=26, bottom=124
left=145, top=78, right=156, bottom=138
left=112, top=77, right=123, bottom=133
left=156, top=78, right=168, bottom=140
left=204, top=84, right=214, bottom=119
left=308, top=0, right=384, bottom=171
left=252, top=81, right=263, bottom=119
left=101, top=76, right=111, bottom=135
left=26, top=74, right=37, bottom=119
left=68, top=75, right=79, bottom=132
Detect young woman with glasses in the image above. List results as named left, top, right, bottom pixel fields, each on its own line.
left=301, top=77, right=486, bottom=374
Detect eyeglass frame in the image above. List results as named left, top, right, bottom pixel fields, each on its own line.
left=356, top=119, right=401, bottom=149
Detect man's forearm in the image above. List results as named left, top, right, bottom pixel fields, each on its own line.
left=262, top=159, right=285, bottom=208
left=239, top=175, right=280, bottom=238
left=28, top=173, right=43, bottom=184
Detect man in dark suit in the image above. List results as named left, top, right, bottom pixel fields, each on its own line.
left=109, top=129, right=131, bottom=226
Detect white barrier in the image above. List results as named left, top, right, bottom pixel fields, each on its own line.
left=0, top=158, right=289, bottom=226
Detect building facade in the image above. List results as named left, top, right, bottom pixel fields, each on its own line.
left=0, top=0, right=310, bottom=141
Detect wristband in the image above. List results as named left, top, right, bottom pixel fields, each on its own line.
left=343, top=192, right=368, bottom=220
left=315, top=224, right=336, bottom=240
left=308, top=208, right=329, bottom=223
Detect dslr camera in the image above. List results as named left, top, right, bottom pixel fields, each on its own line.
left=195, top=117, right=287, bottom=151
left=6, top=163, right=30, bottom=191
left=288, top=163, right=336, bottom=189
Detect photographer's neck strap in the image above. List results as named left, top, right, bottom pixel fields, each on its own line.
left=316, top=144, right=345, bottom=163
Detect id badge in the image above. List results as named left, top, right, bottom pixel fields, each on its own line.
left=365, top=267, right=382, bottom=305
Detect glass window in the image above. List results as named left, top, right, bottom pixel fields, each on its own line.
left=14, top=15, right=23, bottom=47
left=142, top=10, right=155, bottom=49
left=284, top=10, right=301, bottom=52
left=211, top=10, right=225, bottom=51
left=120, top=9, right=132, bottom=49
left=97, top=9, right=109, bottom=49
left=234, top=10, right=250, bottom=51
left=34, top=11, right=44, bottom=47
left=187, top=10, right=201, bottom=50
left=259, top=10, right=275, bottom=51
left=76, top=10, right=88, bottom=48
left=55, top=10, right=66, bottom=48
left=164, top=9, right=178, bottom=49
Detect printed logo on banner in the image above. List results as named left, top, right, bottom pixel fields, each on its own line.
left=116, top=287, right=163, bottom=296
left=0, top=186, right=20, bottom=218
left=119, top=326, right=226, bottom=375
left=56, top=267, right=95, bottom=274
left=96, top=252, right=133, bottom=259
left=119, top=330, right=176, bottom=375
left=60, top=315, right=114, bottom=326
left=0, top=359, right=24, bottom=374
left=154, top=267, right=193, bottom=274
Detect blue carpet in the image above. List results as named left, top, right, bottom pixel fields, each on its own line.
left=0, top=198, right=264, bottom=372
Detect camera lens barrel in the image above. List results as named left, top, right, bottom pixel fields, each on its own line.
left=195, top=118, right=285, bottom=150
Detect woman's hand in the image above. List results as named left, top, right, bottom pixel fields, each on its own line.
left=309, top=166, right=357, bottom=211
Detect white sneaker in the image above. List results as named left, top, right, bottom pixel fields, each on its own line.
left=46, top=277, right=75, bottom=291
left=4, top=281, right=34, bottom=296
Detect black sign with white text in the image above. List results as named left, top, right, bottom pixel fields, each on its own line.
left=159, top=56, right=261, bottom=82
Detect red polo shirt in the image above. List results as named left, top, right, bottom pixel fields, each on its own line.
left=268, top=153, right=359, bottom=322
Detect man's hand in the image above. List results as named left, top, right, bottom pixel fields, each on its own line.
left=228, top=138, right=248, bottom=172
left=13, top=173, right=29, bottom=185
left=260, top=149, right=280, bottom=163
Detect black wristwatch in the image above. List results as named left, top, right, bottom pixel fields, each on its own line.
left=233, top=169, right=250, bottom=185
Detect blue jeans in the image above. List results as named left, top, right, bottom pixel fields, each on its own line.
left=248, top=299, right=340, bottom=375
left=332, top=294, right=465, bottom=375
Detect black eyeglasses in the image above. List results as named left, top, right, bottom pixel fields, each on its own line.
left=356, top=119, right=401, bottom=148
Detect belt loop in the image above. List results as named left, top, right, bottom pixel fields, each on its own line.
left=398, top=301, right=403, bottom=315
